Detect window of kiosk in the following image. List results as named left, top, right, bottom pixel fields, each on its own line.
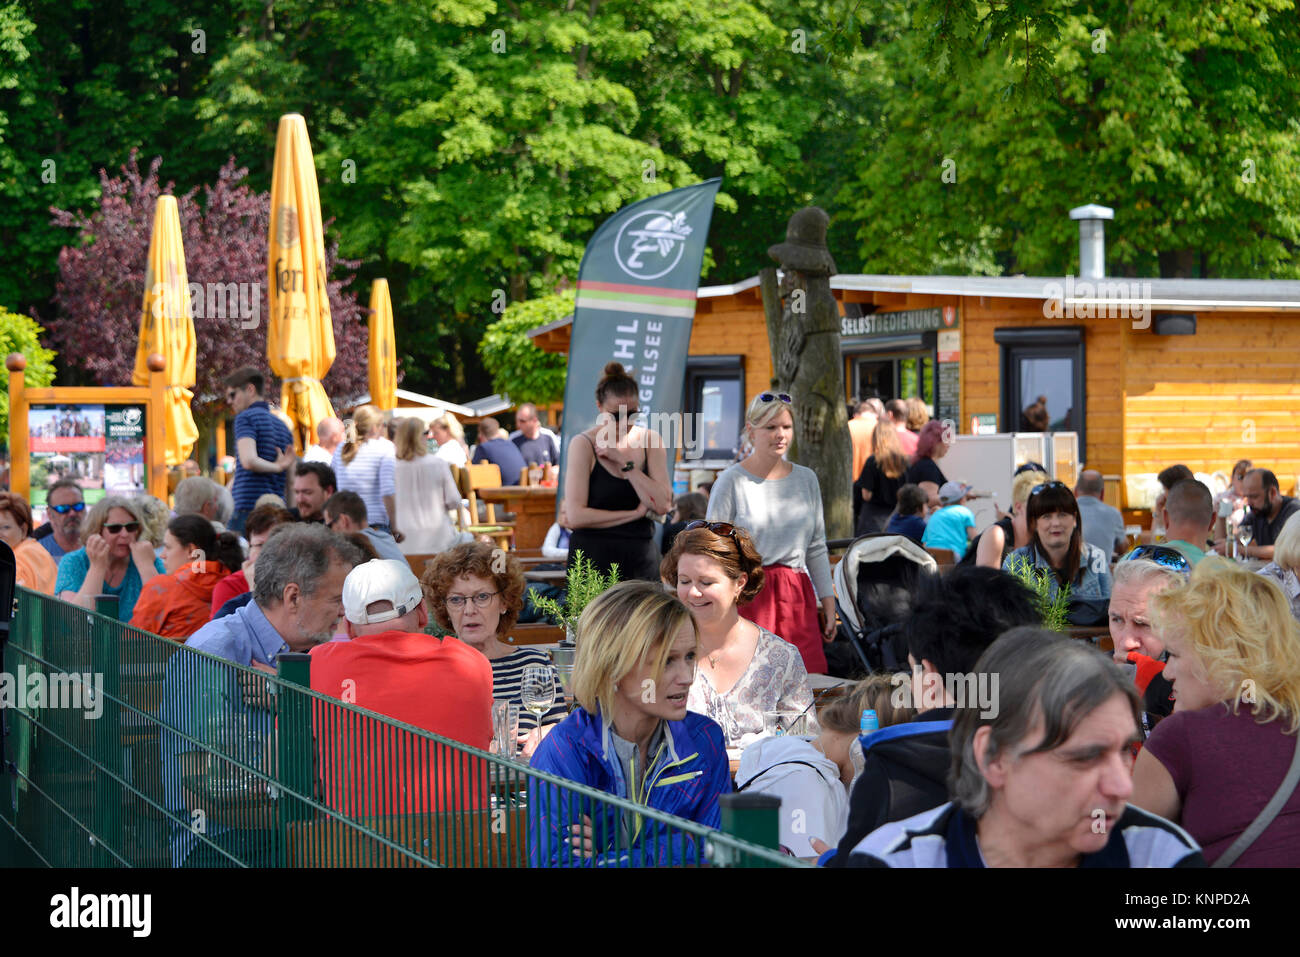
left=995, top=327, right=1085, bottom=454
left=684, top=357, right=743, bottom=461
left=854, top=354, right=933, bottom=405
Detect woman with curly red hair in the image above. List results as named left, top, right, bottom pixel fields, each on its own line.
left=422, top=542, right=565, bottom=758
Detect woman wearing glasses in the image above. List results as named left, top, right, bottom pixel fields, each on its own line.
left=707, top=391, right=835, bottom=675
left=661, top=522, right=816, bottom=748
left=422, top=542, right=565, bottom=758
left=563, top=362, right=673, bottom=582
left=54, top=496, right=164, bottom=621
left=1002, top=480, right=1113, bottom=602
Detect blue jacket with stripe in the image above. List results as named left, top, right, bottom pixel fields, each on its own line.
left=528, top=707, right=731, bottom=867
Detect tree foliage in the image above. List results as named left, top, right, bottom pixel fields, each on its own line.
left=0, top=305, right=57, bottom=445
left=478, top=292, right=572, bottom=406
left=44, top=152, right=369, bottom=422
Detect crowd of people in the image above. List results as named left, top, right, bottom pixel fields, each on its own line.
left=8, top=366, right=1300, bottom=870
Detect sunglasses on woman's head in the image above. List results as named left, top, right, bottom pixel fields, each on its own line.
left=50, top=502, right=85, bottom=514
left=684, top=520, right=739, bottom=543
left=1030, top=480, right=1070, bottom=496
left=103, top=522, right=140, bottom=535
left=1121, top=545, right=1190, bottom=573
left=758, top=393, right=792, bottom=404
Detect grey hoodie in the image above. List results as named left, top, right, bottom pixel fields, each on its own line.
left=735, top=735, right=848, bottom=857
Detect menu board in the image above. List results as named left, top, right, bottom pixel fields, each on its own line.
left=936, top=360, right=960, bottom=426
left=28, top=404, right=146, bottom=523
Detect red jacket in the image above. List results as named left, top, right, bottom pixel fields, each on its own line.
left=130, top=561, right=231, bottom=640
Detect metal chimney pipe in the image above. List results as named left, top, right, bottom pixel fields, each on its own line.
left=1069, top=204, right=1114, bottom=280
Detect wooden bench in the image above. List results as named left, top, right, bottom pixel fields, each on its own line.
left=924, top=547, right=957, bottom=568
left=287, top=808, right=528, bottom=867
left=506, top=623, right=565, bottom=646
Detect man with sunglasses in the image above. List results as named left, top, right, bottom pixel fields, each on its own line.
left=33, top=478, right=85, bottom=560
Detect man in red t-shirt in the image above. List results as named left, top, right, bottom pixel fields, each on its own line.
left=310, top=559, right=494, bottom=816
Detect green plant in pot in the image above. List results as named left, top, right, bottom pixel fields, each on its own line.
left=530, top=549, right=620, bottom=644
left=1004, top=553, right=1072, bottom=633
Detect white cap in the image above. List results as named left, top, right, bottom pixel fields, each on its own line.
left=343, top=559, right=425, bottom=625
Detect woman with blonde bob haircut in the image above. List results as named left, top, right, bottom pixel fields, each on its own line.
left=528, top=580, right=731, bottom=867
left=1132, top=557, right=1300, bottom=866
left=707, top=390, right=835, bottom=674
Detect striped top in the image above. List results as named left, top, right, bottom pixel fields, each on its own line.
left=491, top=647, right=566, bottom=730
left=332, top=438, right=397, bottom=527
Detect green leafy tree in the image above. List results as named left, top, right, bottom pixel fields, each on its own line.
left=0, top=306, right=57, bottom=446
left=478, top=292, right=572, bottom=406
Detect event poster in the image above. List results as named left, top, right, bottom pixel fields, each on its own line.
left=28, top=404, right=146, bottom=523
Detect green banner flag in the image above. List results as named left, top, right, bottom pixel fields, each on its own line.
left=559, top=178, right=722, bottom=492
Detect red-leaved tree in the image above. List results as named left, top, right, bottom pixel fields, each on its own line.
left=46, top=152, right=372, bottom=423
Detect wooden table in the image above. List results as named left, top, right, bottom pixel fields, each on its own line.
left=477, top=485, right=557, bottom=551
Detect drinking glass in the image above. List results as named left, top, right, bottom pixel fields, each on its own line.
left=492, top=700, right=520, bottom=760
left=1236, top=514, right=1254, bottom=562
left=520, top=664, right=556, bottom=731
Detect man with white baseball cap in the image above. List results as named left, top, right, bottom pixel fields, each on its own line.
left=309, top=559, right=495, bottom=812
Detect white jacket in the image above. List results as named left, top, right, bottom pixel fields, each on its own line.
left=735, top=735, right=849, bottom=858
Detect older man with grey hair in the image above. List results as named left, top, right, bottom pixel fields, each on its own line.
left=842, top=629, right=1204, bottom=868
left=174, top=476, right=226, bottom=529
left=185, top=523, right=364, bottom=665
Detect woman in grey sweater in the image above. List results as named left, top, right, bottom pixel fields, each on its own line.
left=706, top=392, right=835, bottom=674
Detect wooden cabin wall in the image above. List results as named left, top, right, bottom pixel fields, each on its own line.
left=958, top=297, right=1124, bottom=478
left=690, top=299, right=773, bottom=402
left=1122, top=312, right=1300, bottom=495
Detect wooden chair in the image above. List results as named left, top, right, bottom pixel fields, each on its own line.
left=465, top=463, right=515, bottom=549
left=924, top=546, right=957, bottom=568
left=404, top=553, right=438, bottom=578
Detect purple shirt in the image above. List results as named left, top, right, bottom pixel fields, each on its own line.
left=1144, top=703, right=1300, bottom=866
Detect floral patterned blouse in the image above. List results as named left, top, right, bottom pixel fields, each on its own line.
left=688, top=626, right=818, bottom=748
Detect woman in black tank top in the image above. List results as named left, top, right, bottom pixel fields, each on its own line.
left=563, top=364, right=674, bottom=582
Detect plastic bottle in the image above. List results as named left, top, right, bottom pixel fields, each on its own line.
left=860, top=709, right=879, bottom=735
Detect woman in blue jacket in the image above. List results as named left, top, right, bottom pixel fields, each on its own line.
left=528, top=580, right=731, bottom=867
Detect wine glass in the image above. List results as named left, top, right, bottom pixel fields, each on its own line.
left=520, top=663, right=556, bottom=743
left=1236, top=513, right=1254, bottom=562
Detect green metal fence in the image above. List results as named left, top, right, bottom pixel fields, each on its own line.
left=0, top=588, right=803, bottom=868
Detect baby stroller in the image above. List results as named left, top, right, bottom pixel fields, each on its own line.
left=828, top=534, right=938, bottom=678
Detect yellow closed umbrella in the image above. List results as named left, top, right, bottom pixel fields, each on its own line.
left=133, top=194, right=199, bottom=465
left=368, top=279, right=397, bottom=411
left=268, top=113, right=336, bottom=454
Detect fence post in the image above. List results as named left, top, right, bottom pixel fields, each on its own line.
left=274, top=652, right=312, bottom=867
left=90, top=597, right=122, bottom=866
left=718, top=792, right=782, bottom=867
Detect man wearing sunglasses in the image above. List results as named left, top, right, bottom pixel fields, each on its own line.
left=34, top=478, right=85, bottom=560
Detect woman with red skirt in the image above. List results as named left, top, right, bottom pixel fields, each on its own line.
left=705, top=392, right=835, bottom=674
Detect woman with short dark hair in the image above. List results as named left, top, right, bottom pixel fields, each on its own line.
left=130, top=515, right=244, bottom=640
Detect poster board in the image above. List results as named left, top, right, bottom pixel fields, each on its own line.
left=7, top=357, right=168, bottom=518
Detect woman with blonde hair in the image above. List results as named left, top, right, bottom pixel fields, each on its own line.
left=392, top=417, right=464, bottom=554
left=332, top=404, right=400, bottom=540
left=904, top=397, right=930, bottom=433
left=853, top=420, right=908, bottom=536
left=528, top=580, right=730, bottom=866
left=1132, top=557, right=1300, bottom=866
left=54, top=495, right=164, bottom=621
left=1256, top=511, right=1300, bottom=622
left=707, top=390, right=835, bottom=674
left=429, top=411, right=470, bottom=468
